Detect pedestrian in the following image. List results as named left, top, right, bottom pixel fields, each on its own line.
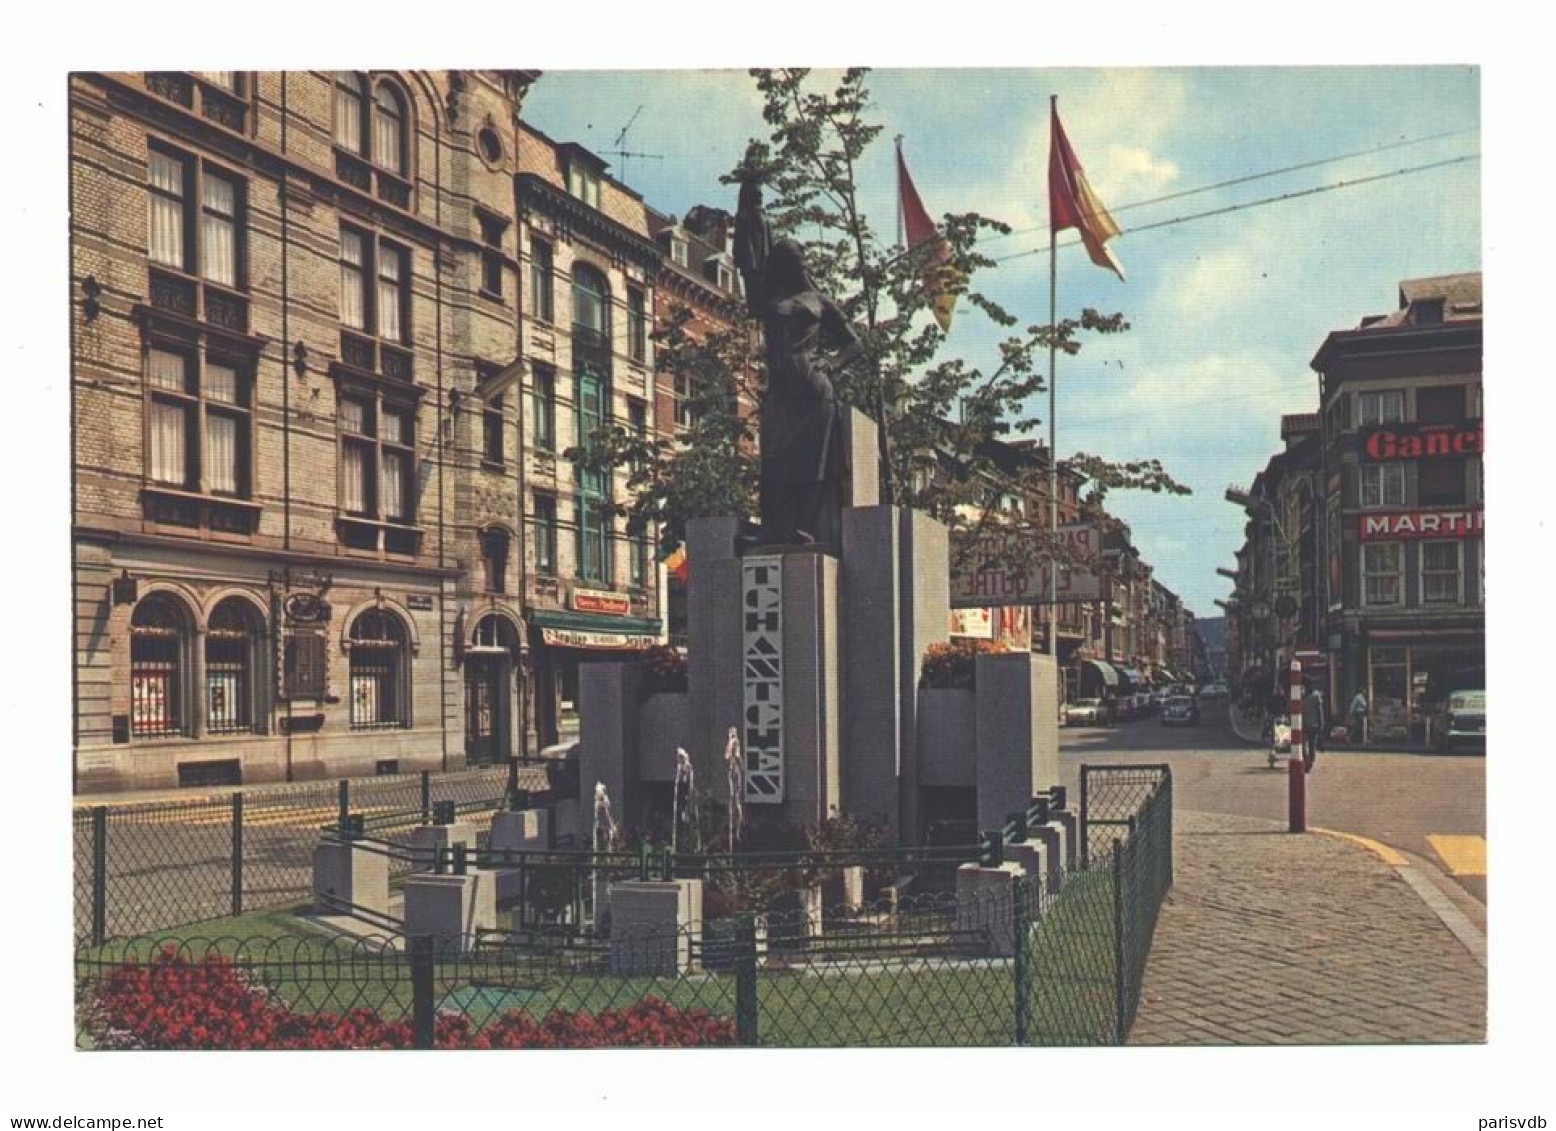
left=1301, top=684, right=1325, bottom=773
left=1349, top=688, right=1368, bottom=745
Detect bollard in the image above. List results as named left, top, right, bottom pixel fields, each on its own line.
left=1288, top=659, right=1306, bottom=833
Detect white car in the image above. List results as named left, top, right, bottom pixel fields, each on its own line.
left=1063, top=698, right=1109, bottom=726
left=1199, top=682, right=1229, bottom=699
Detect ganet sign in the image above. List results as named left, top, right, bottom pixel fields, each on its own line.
left=1362, top=422, right=1483, bottom=462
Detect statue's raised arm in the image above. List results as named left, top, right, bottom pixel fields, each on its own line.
left=733, top=178, right=770, bottom=317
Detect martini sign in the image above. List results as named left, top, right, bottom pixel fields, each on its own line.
left=951, top=523, right=1101, bottom=608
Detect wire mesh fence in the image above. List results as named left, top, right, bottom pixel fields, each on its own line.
left=73, top=763, right=1173, bottom=1049
left=73, top=766, right=523, bottom=944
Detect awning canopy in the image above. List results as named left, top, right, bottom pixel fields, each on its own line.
left=1083, top=659, right=1120, bottom=687
left=1117, top=667, right=1144, bottom=689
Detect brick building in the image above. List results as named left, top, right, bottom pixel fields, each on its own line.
left=68, top=70, right=682, bottom=790
left=512, top=124, right=667, bottom=747
left=1311, top=272, right=1484, bottom=745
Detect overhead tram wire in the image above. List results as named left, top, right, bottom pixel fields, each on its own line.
left=976, top=123, right=1481, bottom=247
left=993, top=153, right=1479, bottom=266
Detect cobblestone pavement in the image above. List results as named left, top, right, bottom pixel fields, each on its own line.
left=1128, top=810, right=1485, bottom=1045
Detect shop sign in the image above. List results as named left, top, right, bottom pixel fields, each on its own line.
left=571, top=587, right=631, bottom=616
left=1362, top=422, right=1482, bottom=462
left=1359, top=509, right=1484, bottom=541
left=951, top=523, right=1101, bottom=608
left=539, top=627, right=655, bottom=651
left=406, top=594, right=434, bottom=611
left=949, top=607, right=995, bottom=639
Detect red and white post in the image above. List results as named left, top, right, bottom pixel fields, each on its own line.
left=1288, top=658, right=1306, bottom=833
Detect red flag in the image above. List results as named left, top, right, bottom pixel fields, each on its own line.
left=1048, top=104, right=1125, bottom=280
left=896, top=144, right=961, bottom=331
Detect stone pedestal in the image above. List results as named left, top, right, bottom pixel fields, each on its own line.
left=488, top=808, right=549, bottom=854
left=1005, top=841, right=1050, bottom=904
left=974, top=652, right=1061, bottom=833
left=403, top=871, right=499, bottom=955
left=311, top=841, right=389, bottom=919
left=1026, top=824, right=1065, bottom=893
left=407, top=821, right=477, bottom=868
left=956, top=861, right=1026, bottom=958
left=608, top=879, right=704, bottom=976
left=824, top=864, right=866, bottom=909
left=1051, top=808, right=1079, bottom=866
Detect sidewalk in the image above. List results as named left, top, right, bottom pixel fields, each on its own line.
left=1128, top=810, right=1485, bottom=1045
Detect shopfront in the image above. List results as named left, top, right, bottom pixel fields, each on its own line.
left=526, top=606, right=661, bottom=748
left=1364, top=630, right=1484, bottom=747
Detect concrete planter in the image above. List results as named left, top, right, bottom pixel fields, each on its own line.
left=917, top=687, right=976, bottom=786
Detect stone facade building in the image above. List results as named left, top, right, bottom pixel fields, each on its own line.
left=68, top=70, right=680, bottom=791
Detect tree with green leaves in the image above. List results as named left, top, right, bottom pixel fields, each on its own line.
left=571, top=67, right=1189, bottom=576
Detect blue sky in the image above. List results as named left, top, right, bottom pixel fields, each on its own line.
left=522, top=66, right=1481, bottom=619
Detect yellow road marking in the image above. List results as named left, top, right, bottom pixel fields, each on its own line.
left=1311, top=826, right=1409, bottom=867
left=1426, top=834, right=1487, bottom=877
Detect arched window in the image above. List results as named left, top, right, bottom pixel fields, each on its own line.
left=206, top=597, right=262, bottom=734
left=571, top=264, right=610, bottom=341
left=372, top=83, right=406, bottom=174
left=130, top=593, right=191, bottom=738
left=333, top=72, right=367, bottom=154
left=348, top=608, right=408, bottom=729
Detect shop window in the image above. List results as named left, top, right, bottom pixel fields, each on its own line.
left=1362, top=542, right=1403, bottom=607
left=1421, top=541, right=1463, bottom=606
left=130, top=593, right=191, bottom=739
left=1418, top=457, right=1466, bottom=506
left=348, top=609, right=408, bottom=729
left=1358, top=463, right=1404, bottom=509
left=206, top=597, right=261, bottom=734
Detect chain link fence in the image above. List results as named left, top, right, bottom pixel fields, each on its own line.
left=73, top=766, right=524, bottom=944
left=74, top=763, right=1173, bottom=1048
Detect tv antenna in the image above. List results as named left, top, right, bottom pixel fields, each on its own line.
left=601, top=104, right=663, bottom=183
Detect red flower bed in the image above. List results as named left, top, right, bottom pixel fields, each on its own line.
left=88, top=947, right=736, bottom=1051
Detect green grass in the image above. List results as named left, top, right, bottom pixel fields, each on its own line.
left=77, top=873, right=1123, bottom=1048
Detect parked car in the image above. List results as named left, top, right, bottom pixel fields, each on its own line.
left=1161, top=695, right=1201, bottom=727
left=1134, top=690, right=1155, bottom=715
left=1151, top=688, right=1173, bottom=710
left=1063, top=698, right=1110, bottom=726
left=1199, top=681, right=1229, bottom=699
left=1433, top=689, right=1486, bottom=752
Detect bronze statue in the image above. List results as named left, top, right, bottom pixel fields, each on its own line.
left=734, top=179, right=862, bottom=548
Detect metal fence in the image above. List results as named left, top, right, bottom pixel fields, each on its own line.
left=73, top=763, right=1174, bottom=1048
left=73, top=766, right=529, bottom=944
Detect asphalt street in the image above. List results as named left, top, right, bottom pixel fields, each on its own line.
left=1059, top=700, right=1487, bottom=902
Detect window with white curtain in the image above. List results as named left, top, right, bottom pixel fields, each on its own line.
left=1359, top=463, right=1405, bottom=508
left=148, top=150, right=187, bottom=270
left=1421, top=541, right=1463, bottom=605
left=149, top=400, right=189, bottom=487
left=372, top=84, right=405, bottom=173
left=146, top=348, right=250, bottom=498
left=334, top=72, right=367, bottom=153
left=200, top=172, right=237, bottom=286
left=339, top=229, right=367, bottom=331
left=342, top=441, right=369, bottom=514
left=377, top=245, right=404, bottom=342
left=1362, top=542, right=1404, bottom=607
left=381, top=450, right=408, bottom=519
left=338, top=393, right=413, bottom=524
left=149, top=145, right=244, bottom=288
left=196, top=71, right=239, bottom=92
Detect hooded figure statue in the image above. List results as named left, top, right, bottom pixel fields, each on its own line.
left=734, top=179, right=863, bottom=548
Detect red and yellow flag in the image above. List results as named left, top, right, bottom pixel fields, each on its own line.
left=665, top=543, right=688, bottom=583
left=897, top=144, right=962, bottom=331
left=1048, top=104, right=1125, bottom=281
